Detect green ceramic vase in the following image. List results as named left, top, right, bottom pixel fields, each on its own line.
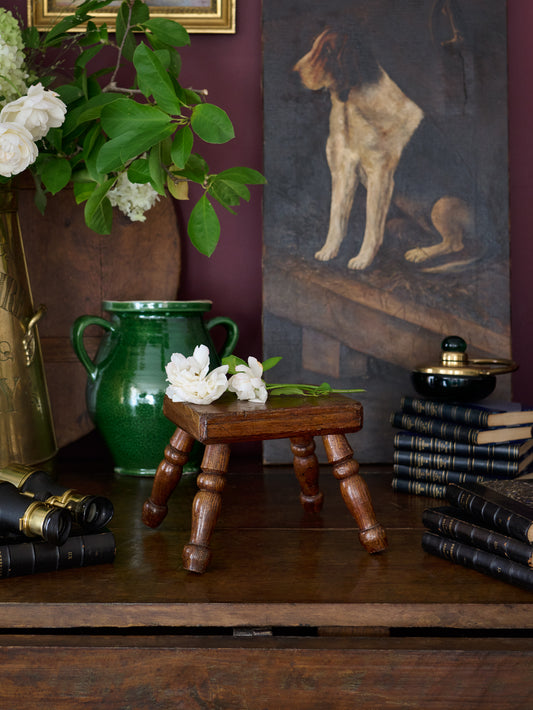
left=70, top=300, right=238, bottom=476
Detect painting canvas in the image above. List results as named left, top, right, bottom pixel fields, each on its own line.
left=262, top=0, right=510, bottom=463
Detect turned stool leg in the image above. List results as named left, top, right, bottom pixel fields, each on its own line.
left=323, top=434, right=388, bottom=554
left=290, top=436, right=324, bottom=513
left=182, top=443, right=231, bottom=574
left=142, top=428, right=195, bottom=528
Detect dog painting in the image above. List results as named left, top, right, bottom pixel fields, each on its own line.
left=262, top=1, right=511, bottom=463
left=293, top=23, right=473, bottom=271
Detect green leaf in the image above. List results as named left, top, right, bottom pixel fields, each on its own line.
left=65, top=94, right=123, bottom=135
left=75, top=44, right=103, bottom=70
left=267, top=386, right=306, bottom=396
left=191, top=104, right=235, bottom=144
left=261, top=356, right=282, bottom=372
left=171, top=127, right=194, bottom=169
left=215, top=167, right=267, bottom=185
left=129, top=0, right=150, bottom=25
left=208, top=178, right=250, bottom=211
left=221, top=355, right=247, bottom=374
left=187, top=194, right=220, bottom=256
left=127, top=159, right=151, bottom=184
left=148, top=143, right=166, bottom=195
left=133, top=43, right=182, bottom=115
left=84, top=131, right=107, bottom=182
left=40, top=158, right=72, bottom=195
left=142, top=17, right=190, bottom=47
left=173, top=153, right=209, bottom=184
left=84, top=178, right=115, bottom=234
left=96, top=124, right=175, bottom=173
left=100, top=98, right=171, bottom=138
left=73, top=181, right=96, bottom=204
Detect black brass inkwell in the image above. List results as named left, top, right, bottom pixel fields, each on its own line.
left=411, top=335, right=517, bottom=401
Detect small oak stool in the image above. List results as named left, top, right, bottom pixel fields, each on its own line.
left=142, top=393, right=387, bottom=573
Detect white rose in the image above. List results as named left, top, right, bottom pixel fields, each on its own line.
left=165, top=344, right=228, bottom=405
left=0, top=83, right=66, bottom=141
left=0, top=122, right=38, bottom=177
left=228, top=356, right=268, bottom=404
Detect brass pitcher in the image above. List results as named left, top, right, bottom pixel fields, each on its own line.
left=0, top=185, right=57, bottom=466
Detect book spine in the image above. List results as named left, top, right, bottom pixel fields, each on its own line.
left=394, top=464, right=493, bottom=485
left=393, top=431, right=524, bottom=460
left=390, top=412, right=483, bottom=444
left=445, top=485, right=533, bottom=543
left=401, top=396, right=489, bottom=427
left=422, top=532, right=533, bottom=591
left=393, top=450, right=519, bottom=477
left=0, top=531, right=116, bottom=578
left=422, top=508, right=533, bottom=568
left=392, top=477, right=447, bottom=498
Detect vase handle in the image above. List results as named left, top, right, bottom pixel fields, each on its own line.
left=206, top=317, right=239, bottom=360
left=70, top=315, right=116, bottom=382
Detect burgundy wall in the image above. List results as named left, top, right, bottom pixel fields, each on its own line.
left=7, top=0, right=533, bottom=404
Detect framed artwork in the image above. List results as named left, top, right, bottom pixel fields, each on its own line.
left=262, top=0, right=511, bottom=463
left=28, top=0, right=236, bottom=33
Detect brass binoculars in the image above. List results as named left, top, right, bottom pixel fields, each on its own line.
left=0, top=464, right=114, bottom=544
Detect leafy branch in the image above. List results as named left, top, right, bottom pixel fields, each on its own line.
left=19, top=0, right=265, bottom=255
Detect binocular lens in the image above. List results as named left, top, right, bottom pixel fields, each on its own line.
left=79, top=496, right=114, bottom=529
left=38, top=506, right=72, bottom=546
left=0, top=482, right=71, bottom=545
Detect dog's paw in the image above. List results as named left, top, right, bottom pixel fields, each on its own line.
left=315, top=246, right=338, bottom=261
left=347, top=254, right=372, bottom=270
left=404, top=247, right=433, bottom=263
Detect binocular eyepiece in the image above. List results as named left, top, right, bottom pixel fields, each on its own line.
left=0, top=481, right=71, bottom=545
left=0, top=464, right=114, bottom=531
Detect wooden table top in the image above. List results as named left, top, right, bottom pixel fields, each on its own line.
left=0, top=452, right=531, bottom=632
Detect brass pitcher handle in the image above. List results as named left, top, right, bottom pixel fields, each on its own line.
left=22, top=305, right=46, bottom=367
left=70, top=314, right=116, bottom=381
left=206, top=316, right=239, bottom=360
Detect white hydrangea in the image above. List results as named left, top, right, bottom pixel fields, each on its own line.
left=0, top=9, right=29, bottom=107
left=108, top=172, right=160, bottom=222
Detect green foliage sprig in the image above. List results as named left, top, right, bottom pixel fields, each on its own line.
left=20, top=0, right=265, bottom=255
left=222, top=355, right=364, bottom=397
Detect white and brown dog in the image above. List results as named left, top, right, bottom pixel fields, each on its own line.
left=293, top=26, right=472, bottom=271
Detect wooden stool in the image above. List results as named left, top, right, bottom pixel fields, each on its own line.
left=142, top=393, right=388, bottom=573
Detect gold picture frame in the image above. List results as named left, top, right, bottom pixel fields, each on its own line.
left=28, top=0, right=236, bottom=33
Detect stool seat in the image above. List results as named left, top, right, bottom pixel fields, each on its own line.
left=142, top=392, right=387, bottom=573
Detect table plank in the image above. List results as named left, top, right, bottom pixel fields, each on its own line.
left=0, top=465, right=530, bottom=630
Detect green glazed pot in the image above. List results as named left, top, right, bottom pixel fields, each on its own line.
left=70, top=300, right=239, bottom=476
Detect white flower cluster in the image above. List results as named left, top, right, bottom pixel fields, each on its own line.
left=0, top=9, right=29, bottom=107
left=165, top=345, right=268, bottom=406
left=0, top=83, right=67, bottom=177
left=108, top=172, right=160, bottom=222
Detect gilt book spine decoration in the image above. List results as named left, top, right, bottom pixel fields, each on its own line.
left=393, top=431, right=533, bottom=461
left=394, top=449, right=524, bottom=477
left=445, top=482, right=533, bottom=543
left=422, top=532, right=533, bottom=591
left=400, top=397, right=533, bottom=428
left=394, top=465, right=494, bottom=486
left=390, top=412, right=533, bottom=445
left=392, top=478, right=447, bottom=499
left=422, top=506, right=533, bottom=568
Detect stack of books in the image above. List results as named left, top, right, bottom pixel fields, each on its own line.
left=390, top=396, right=533, bottom=498
left=422, top=480, right=533, bottom=591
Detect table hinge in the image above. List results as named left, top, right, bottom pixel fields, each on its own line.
left=233, top=626, right=273, bottom=638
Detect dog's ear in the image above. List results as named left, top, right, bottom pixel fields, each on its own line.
left=326, top=25, right=381, bottom=101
